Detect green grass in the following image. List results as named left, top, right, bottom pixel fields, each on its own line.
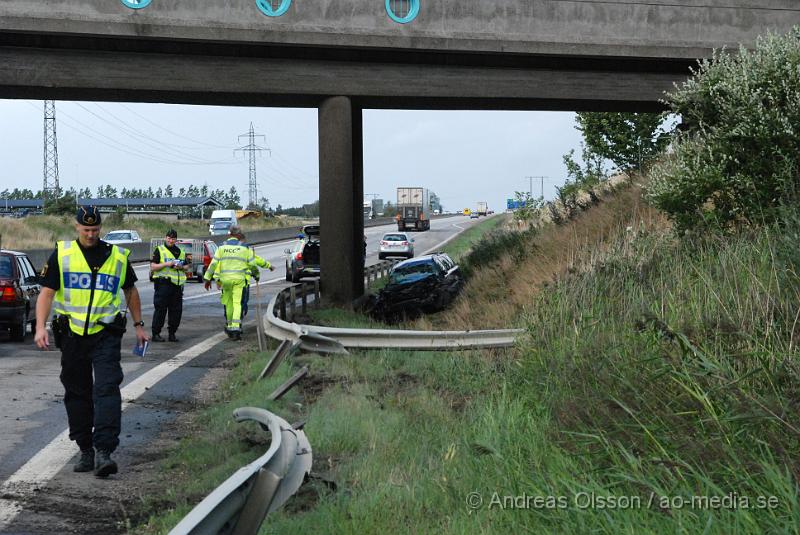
left=0, top=214, right=302, bottom=249
left=134, top=197, right=800, bottom=534
left=441, top=214, right=509, bottom=262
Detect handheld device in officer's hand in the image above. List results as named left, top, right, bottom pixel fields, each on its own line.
left=132, top=340, right=149, bottom=357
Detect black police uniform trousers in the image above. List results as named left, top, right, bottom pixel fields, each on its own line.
left=152, top=279, right=183, bottom=335
left=59, top=328, right=123, bottom=453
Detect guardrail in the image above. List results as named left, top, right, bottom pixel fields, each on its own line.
left=169, top=407, right=311, bottom=535
left=263, top=262, right=523, bottom=351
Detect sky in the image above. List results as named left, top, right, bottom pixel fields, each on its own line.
left=1, top=100, right=583, bottom=213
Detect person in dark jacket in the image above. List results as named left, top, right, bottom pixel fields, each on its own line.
left=149, top=229, right=187, bottom=342
left=34, top=206, right=149, bottom=477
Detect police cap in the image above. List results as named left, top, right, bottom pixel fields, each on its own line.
left=76, top=205, right=101, bottom=226
left=165, top=229, right=178, bottom=238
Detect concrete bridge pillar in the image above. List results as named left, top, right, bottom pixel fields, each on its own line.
left=318, top=96, right=364, bottom=306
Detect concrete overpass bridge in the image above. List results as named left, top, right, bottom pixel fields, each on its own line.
left=2, top=0, right=798, bottom=304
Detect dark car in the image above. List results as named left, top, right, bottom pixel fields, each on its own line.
left=284, top=225, right=320, bottom=283
left=284, top=226, right=367, bottom=283
left=370, top=253, right=463, bottom=321
left=0, top=250, right=41, bottom=341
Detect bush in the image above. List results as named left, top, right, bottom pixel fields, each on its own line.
left=43, top=192, right=76, bottom=216
left=648, top=28, right=800, bottom=230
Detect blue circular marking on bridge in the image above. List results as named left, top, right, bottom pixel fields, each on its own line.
left=120, top=0, right=152, bottom=9
left=256, top=0, right=292, bottom=17
left=386, top=0, right=419, bottom=24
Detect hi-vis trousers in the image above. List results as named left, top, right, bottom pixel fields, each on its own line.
left=220, top=279, right=247, bottom=331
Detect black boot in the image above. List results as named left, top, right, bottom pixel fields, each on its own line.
left=94, top=450, right=118, bottom=478
left=152, top=333, right=165, bottom=342
left=73, top=449, right=94, bottom=473
left=168, top=333, right=179, bottom=342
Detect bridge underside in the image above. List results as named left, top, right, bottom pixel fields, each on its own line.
left=0, top=33, right=690, bottom=305
left=0, top=33, right=688, bottom=111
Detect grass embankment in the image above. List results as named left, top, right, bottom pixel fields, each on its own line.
left=137, top=183, right=800, bottom=533
left=0, top=214, right=301, bottom=250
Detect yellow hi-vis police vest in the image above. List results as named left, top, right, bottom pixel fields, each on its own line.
left=53, top=241, right=129, bottom=336
left=152, top=244, right=186, bottom=286
left=206, top=240, right=252, bottom=284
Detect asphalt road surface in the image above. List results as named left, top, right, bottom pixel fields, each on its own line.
left=0, top=215, right=485, bottom=533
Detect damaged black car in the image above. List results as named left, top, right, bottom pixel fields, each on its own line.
left=370, top=253, right=464, bottom=321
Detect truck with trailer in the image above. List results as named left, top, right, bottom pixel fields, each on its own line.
left=476, top=201, right=488, bottom=216
left=395, top=187, right=431, bottom=231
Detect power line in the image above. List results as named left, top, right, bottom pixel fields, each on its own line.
left=119, top=103, right=236, bottom=150
left=76, top=102, right=237, bottom=165
left=26, top=101, right=239, bottom=166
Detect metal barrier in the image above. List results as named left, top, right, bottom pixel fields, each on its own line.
left=263, top=261, right=523, bottom=351
left=169, top=407, right=311, bottom=535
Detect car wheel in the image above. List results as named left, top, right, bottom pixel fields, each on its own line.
left=285, top=263, right=292, bottom=282
left=378, top=253, right=385, bottom=260
left=291, top=270, right=301, bottom=283
left=10, top=310, right=27, bottom=342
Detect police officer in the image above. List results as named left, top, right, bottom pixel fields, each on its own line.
left=34, top=206, right=149, bottom=478
left=203, top=226, right=273, bottom=340
left=150, top=229, right=186, bottom=342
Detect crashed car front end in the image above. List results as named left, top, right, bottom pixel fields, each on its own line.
left=374, top=275, right=441, bottom=317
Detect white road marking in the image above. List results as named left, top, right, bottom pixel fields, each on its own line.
left=422, top=221, right=470, bottom=254
left=0, top=331, right=228, bottom=530
left=140, top=276, right=288, bottom=310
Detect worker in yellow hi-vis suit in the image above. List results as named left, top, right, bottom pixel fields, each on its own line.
left=203, top=226, right=273, bottom=340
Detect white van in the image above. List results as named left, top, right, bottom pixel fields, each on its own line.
left=208, top=209, right=238, bottom=235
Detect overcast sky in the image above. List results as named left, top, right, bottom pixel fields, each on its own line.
left=1, top=99, right=583, bottom=213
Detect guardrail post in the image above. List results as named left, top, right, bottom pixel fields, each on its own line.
left=279, top=292, right=287, bottom=320
left=314, top=280, right=320, bottom=309
left=289, top=286, right=297, bottom=321
left=301, top=283, right=308, bottom=314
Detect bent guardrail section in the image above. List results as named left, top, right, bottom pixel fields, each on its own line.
left=262, top=277, right=523, bottom=351
left=169, top=407, right=312, bottom=535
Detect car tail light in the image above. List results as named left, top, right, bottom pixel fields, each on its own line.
left=400, top=241, right=408, bottom=246
left=0, top=285, right=18, bottom=303
left=295, top=252, right=303, bottom=261
left=380, top=241, right=388, bottom=246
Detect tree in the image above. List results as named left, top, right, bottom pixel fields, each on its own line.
left=648, top=28, right=800, bottom=230
left=164, top=185, right=173, bottom=197
left=576, top=112, right=670, bottom=174
left=382, top=201, right=398, bottom=218
left=224, top=187, right=241, bottom=209
left=511, top=191, right=544, bottom=223
left=44, top=192, right=77, bottom=215
left=563, top=144, right=608, bottom=188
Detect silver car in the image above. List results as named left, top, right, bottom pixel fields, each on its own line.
left=102, top=229, right=142, bottom=244
left=378, top=232, right=415, bottom=260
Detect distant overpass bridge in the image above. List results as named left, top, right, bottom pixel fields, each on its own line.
left=2, top=0, right=799, bottom=304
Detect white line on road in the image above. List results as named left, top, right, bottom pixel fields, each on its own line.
left=0, top=331, right=229, bottom=531
left=422, top=221, right=470, bottom=255
left=140, top=276, right=287, bottom=310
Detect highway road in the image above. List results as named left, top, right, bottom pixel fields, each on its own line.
left=0, top=215, right=484, bottom=533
